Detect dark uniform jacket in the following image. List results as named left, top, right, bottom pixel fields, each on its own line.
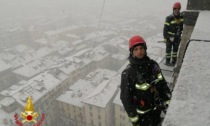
left=163, top=13, right=184, bottom=39
left=120, top=56, right=171, bottom=117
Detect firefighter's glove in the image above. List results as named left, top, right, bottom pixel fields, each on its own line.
left=169, top=37, right=174, bottom=42
left=155, top=97, right=170, bottom=110
left=129, top=115, right=140, bottom=126
left=163, top=100, right=170, bottom=108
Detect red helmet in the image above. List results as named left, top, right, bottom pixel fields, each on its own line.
left=129, top=35, right=146, bottom=50
left=173, top=2, right=181, bottom=9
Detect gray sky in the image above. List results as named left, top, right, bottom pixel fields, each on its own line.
left=0, top=0, right=187, bottom=27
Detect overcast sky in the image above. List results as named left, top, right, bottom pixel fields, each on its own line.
left=0, top=0, right=187, bottom=27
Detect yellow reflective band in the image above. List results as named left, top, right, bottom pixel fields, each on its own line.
left=173, top=53, right=177, bottom=55
left=165, top=100, right=170, bottom=105
left=167, top=32, right=175, bottom=35
left=137, top=108, right=151, bottom=114
left=180, top=19, right=184, bottom=22
left=135, top=83, right=150, bottom=90
left=164, top=22, right=170, bottom=26
left=153, top=73, right=163, bottom=84
left=171, top=20, right=177, bottom=24
left=129, top=115, right=139, bottom=122
left=157, top=73, right=163, bottom=80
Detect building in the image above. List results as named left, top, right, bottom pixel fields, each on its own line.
left=56, top=69, right=119, bottom=126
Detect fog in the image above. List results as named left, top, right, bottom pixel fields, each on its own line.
left=0, top=0, right=187, bottom=126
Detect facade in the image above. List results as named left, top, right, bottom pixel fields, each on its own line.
left=113, top=92, right=132, bottom=126
left=56, top=69, right=119, bottom=126
left=0, top=60, right=15, bottom=91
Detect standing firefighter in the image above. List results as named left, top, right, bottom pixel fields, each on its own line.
left=163, top=2, right=184, bottom=66
left=120, top=35, right=171, bottom=126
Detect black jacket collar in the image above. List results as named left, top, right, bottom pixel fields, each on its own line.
left=128, top=55, right=150, bottom=67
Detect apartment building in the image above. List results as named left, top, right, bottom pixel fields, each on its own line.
left=113, top=92, right=132, bottom=126
left=56, top=69, right=119, bottom=126
left=10, top=72, right=62, bottom=126
left=0, top=59, right=15, bottom=91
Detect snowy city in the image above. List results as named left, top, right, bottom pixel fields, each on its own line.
left=1, top=0, right=210, bottom=126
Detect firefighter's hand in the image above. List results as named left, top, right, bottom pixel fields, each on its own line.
left=169, top=37, right=174, bottom=42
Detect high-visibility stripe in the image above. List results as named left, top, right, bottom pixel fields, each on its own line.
left=153, top=73, right=163, bottom=84
left=137, top=108, right=151, bottom=114
left=171, top=20, right=177, bottom=24
left=135, top=83, right=150, bottom=90
left=165, top=100, right=170, bottom=105
left=166, top=53, right=171, bottom=58
left=172, top=52, right=177, bottom=57
left=167, top=32, right=175, bottom=35
left=157, top=73, right=163, bottom=80
left=129, top=115, right=139, bottom=122
left=171, top=18, right=183, bottom=24
left=165, top=22, right=170, bottom=26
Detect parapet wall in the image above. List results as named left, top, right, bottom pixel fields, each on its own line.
left=187, top=0, right=210, bottom=10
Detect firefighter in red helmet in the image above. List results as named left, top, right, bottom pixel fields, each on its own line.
left=120, top=35, right=171, bottom=126
left=163, top=2, right=184, bottom=66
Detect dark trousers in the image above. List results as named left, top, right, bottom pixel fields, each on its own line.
left=132, top=109, right=161, bottom=126
left=165, top=37, right=181, bottom=63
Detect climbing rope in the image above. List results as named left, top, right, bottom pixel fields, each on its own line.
left=93, top=0, right=106, bottom=46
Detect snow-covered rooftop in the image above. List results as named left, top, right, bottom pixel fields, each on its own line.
left=0, top=80, right=28, bottom=96
left=35, top=38, right=49, bottom=45
left=57, top=69, right=118, bottom=108
left=66, top=33, right=79, bottom=39
left=57, top=80, right=93, bottom=107
left=14, top=45, right=31, bottom=53
left=0, top=59, right=11, bottom=72
left=0, top=97, right=15, bottom=107
left=191, top=11, right=210, bottom=41
left=13, top=61, right=47, bottom=78
left=44, top=25, right=79, bottom=36
left=12, top=72, right=60, bottom=106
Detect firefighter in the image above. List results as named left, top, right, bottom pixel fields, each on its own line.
left=163, top=2, right=184, bottom=66
left=120, top=35, right=171, bottom=126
